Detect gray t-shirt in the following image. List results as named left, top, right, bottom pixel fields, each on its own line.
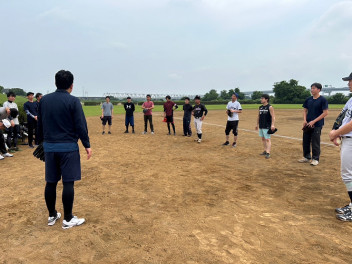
left=0, top=107, right=9, bottom=120
left=101, top=102, right=113, bottom=116
left=3, top=101, right=19, bottom=124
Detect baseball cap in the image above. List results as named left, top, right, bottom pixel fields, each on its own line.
left=233, top=92, right=239, bottom=98
left=26, top=92, right=34, bottom=96
left=1, top=119, right=11, bottom=128
left=342, top=72, right=352, bottom=81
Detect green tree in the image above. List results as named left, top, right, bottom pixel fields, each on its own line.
left=328, top=93, right=349, bottom=104
left=8, top=88, right=26, bottom=96
left=251, top=91, right=263, bottom=100
left=0, top=85, right=4, bottom=94
left=203, top=89, right=219, bottom=101
left=219, top=90, right=229, bottom=100
left=273, top=79, right=310, bottom=104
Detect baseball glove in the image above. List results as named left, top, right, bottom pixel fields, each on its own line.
left=227, top=110, right=233, bottom=117
left=332, top=109, right=347, bottom=130
left=33, top=143, right=45, bottom=162
left=302, top=124, right=314, bottom=133
left=143, top=109, right=148, bottom=113
left=267, top=128, right=278, bottom=134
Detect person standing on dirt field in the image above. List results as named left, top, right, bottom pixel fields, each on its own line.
left=298, top=83, right=328, bottom=166
left=192, top=95, right=207, bottom=143
left=24, top=92, right=38, bottom=148
left=255, top=94, right=276, bottom=159
left=163, top=95, right=178, bottom=135
left=124, top=97, right=135, bottom=133
left=223, top=92, right=242, bottom=148
left=330, top=72, right=352, bottom=221
left=37, top=70, right=92, bottom=229
left=183, top=97, right=193, bottom=137
left=101, top=96, right=113, bottom=135
left=142, top=94, right=154, bottom=134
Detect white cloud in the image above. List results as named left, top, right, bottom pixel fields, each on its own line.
left=168, top=73, right=182, bottom=80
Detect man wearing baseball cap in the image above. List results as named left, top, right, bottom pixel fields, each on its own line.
left=0, top=106, right=17, bottom=160
left=329, top=72, right=352, bottom=221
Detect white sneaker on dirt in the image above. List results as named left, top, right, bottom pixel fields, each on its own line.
left=62, top=216, right=85, bottom=229
left=0, top=154, right=4, bottom=160
left=310, top=160, right=319, bottom=166
left=3, top=153, right=13, bottom=157
left=48, top=212, right=61, bottom=226
left=298, top=157, right=310, bottom=163
left=197, top=139, right=202, bottom=143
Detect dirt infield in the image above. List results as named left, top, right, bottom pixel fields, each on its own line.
left=1, top=108, right=351, bottom=263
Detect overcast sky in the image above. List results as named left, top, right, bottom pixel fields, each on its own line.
left=0, top=0, right=351, bottom=97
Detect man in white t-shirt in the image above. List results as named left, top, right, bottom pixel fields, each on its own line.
left=223, top=93, right=242, bottom=147
left=329, top=72, right=352, bottom=221
left=3, top=91, right=20, bottom=151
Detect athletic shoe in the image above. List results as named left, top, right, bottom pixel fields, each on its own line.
left=0, top=155, right=4, bottom=160
left=222, top=141, right=230, bottom=146
left=48, top=212, right=61, bottom=226
left=197, top=139, right=201, bottom=143
left=132, top=130, right=135, bottom=134
left=310, top=160, right=319, bottom=166
left=124, top=130, right=129, bottom=133
left=151, top=131, right=154, bottom=135
left=3, top=153, right=13, bottom=157
left=29, top=145, right=34, bottom=148
left=336, top=211, right=352, bottom=222
left=183, top=134, right=187, bottom=136
left=174, top=133, right=176, bottom=136
left=167, top=132, right=171, bottom=135
left=232, top=142, right=237, bottom=148
left=142, top=131, right=147, bottom=134
left=102, top=131, right=105, bottom=135
left=335, top=204, right=352, bottom=215
left=187, top=135, right=191, bottom=137
left=260, top=151, right=267, bottom=155
left=62, top=216, right=86, bottom=229
left=108, top=131, right=111, bottom=134
left=265, top=153, right=271, bottom=159
left=298, top=157, right=310, bottom=163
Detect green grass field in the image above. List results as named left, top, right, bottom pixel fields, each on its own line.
left=82, top=103, right=345, bottom=117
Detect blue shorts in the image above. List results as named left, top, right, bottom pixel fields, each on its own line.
left=45, top=151, right=81, bottom=183
left=259, top=128, right=271, bottom=139
left=125, top=116, right=134, bottom=126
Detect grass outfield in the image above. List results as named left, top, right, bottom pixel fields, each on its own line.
left=82, top=103, right=345, bottom=117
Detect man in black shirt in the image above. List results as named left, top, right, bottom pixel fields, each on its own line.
left=124, top=97, right=135, bottom=133
left=192, top=96, right=208, bottom=143
left=183, top=97, right=192, bottom=137
left=24, top=92, right=38, bottom=148
left=255, top=94, right=276, bottom=159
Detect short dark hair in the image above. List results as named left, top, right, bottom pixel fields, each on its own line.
left=7, top=92, right=16, bottom=98
left=146, top=94, right=151, bottom=98
left=55, top=70, right=74, bottom=90
left=166, top=95, right=171, bottom=100
left=35, top=93, right=42, bottom=99
left=10, top=108, right=18, bottom=118
left=127, top=96, right=131, bottom=99
left=185, top=97, right=190, bottom=101
left=261, top=94, right=270, bottom=102
left=105, top=96, right=110, bottom=100
left=311, top=83, right=322, bottom=90
left=194, top=95, right=201, bottom=100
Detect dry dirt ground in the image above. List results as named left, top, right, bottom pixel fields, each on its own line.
left=1, top=109, right=352, bottom=264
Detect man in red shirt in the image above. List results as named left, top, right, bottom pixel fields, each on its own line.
left=163, top=95, right=178, bottom=135
left=142, top=94, right=154, bottom=134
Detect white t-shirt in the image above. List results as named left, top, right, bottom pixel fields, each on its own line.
left=341, top=97, right=352, bottom=137
left=3, top=101, right=19, bottom=125
left=226, top=100, right=242, bottom=121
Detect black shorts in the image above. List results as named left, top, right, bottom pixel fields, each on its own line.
left=166, top=116, right=174, bottom=123
left=102, top=116, right=112, bottom=126
left=225, top=120, right=239, bottom=136
left=45, top=151, right=81, bottom=183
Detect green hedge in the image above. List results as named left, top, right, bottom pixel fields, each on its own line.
left=83, top=101, right=101, bottom=106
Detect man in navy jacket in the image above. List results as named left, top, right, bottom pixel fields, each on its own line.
left=37, top=70, right=92, bottom=229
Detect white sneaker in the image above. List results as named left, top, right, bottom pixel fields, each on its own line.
left=298, top=157, right=310, bottom=163
left=151, top=131, right=154, bottom=134
left=310, top=160, right=319, bottom=166
left=48, top=212, right=61, bottom=226
left=142, top=131, right=147, bottom=134
left=3, top=153, right=13, bottom=157
left=0, top=154, right=4, bottom=160
left=197, top=139, right=202, bottom=143
left=62, top=216, right=85, bottom=229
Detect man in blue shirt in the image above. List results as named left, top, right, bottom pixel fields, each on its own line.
left=298, top=83, right=328, bottom=166
left=24, top=92, right=38, bottom=148
left=37, top=70, right=92, bottom=229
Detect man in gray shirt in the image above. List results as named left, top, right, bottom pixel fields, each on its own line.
left=101, top=96, right=114, bottom=134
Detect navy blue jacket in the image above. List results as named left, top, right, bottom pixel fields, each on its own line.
left=37, top=89, right=90, bottom=148
left=23, top=101, right=38, bottom=123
